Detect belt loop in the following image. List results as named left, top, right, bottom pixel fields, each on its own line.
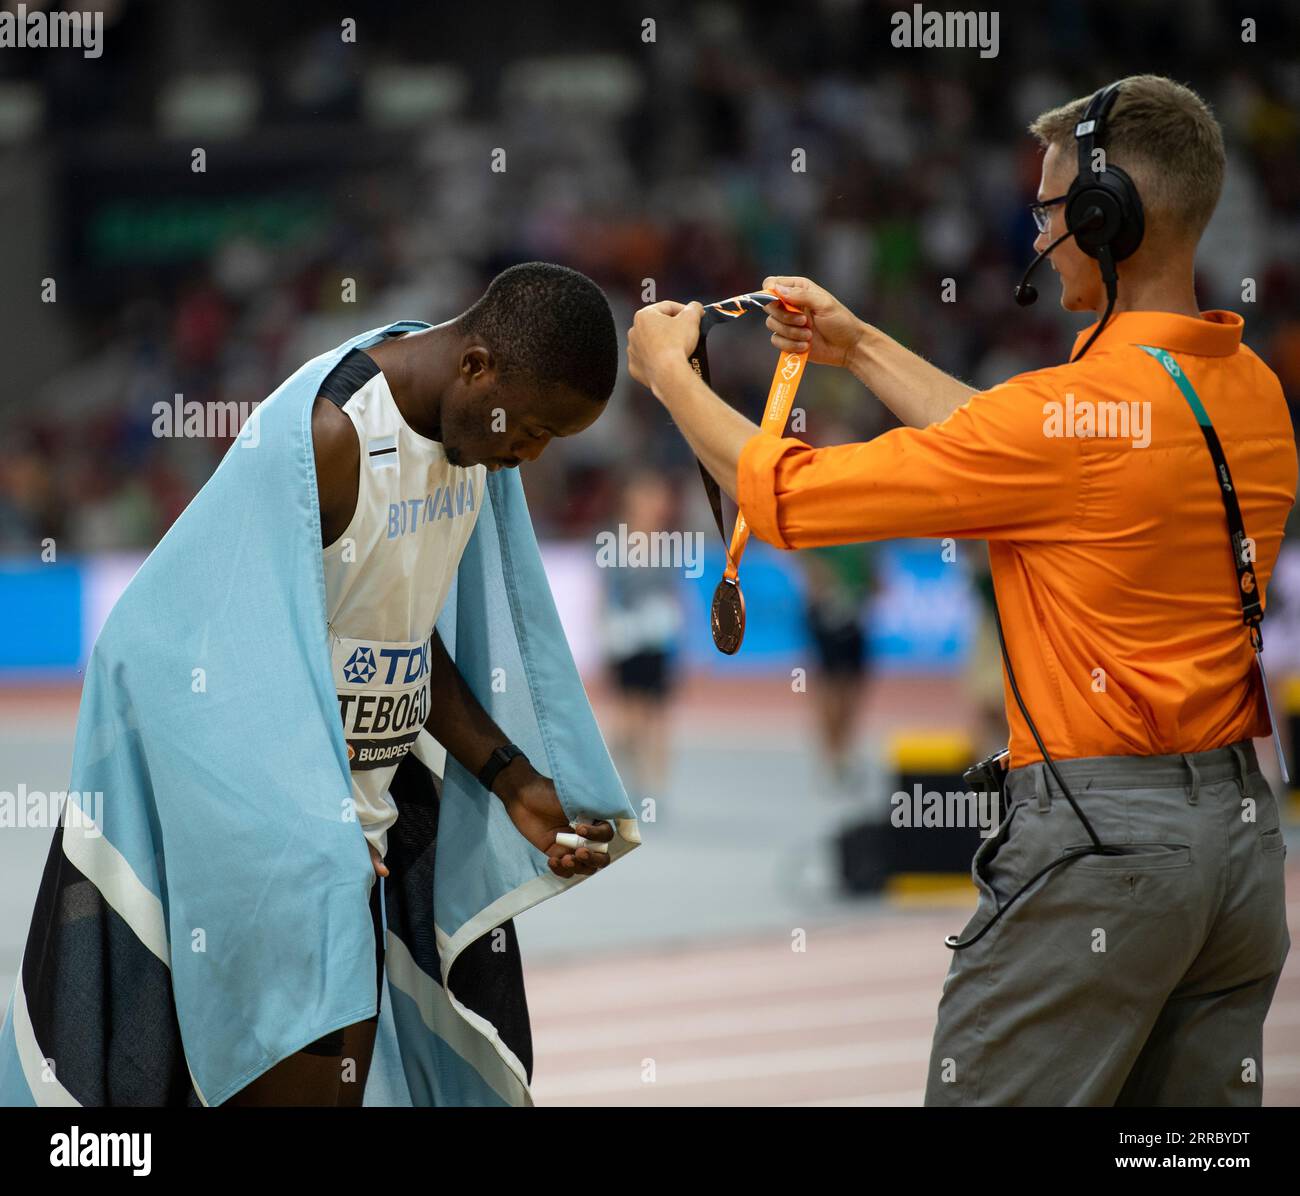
left=1230, top=742, right=1250, bottom=789
left=1035, top=765, right=1051, bottom=812
left=1183, top=753, right=1201, bottom=806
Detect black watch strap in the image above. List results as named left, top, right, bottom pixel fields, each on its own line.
left=478, top=743, right=526, bottom=793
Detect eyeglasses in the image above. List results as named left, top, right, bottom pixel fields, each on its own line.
left=1029, top=194, right=1068, bottom=234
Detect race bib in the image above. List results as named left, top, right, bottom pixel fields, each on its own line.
left=330, top=633, right=431, bottom=772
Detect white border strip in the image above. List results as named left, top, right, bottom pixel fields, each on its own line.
left=60, top=811, right=170, bottom=965
left=424, top=817, right=643, bottom=1102
left=9, top=821, right=200, bottom=1106
left=12, top=968, right=80, bottom=1107
left=384, top=934, right=529, bottom=1106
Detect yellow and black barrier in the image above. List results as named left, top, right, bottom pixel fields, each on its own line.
left=836, top=731, right=984, bottom=906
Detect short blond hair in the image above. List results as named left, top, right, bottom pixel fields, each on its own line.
left=1029, top=75, right=1226, bottom=241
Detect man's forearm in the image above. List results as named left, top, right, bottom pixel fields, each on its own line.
left=848, top=324, right=977, bottom=429
left=423, top=631, right=530, bottom=796
left=651, top=360, right=760, bottom=504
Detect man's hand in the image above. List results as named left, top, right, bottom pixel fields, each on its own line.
left=762, top=276, right=868, bottom=368
left=368, top=842, right=390, bottom=878
left=627, top=300, right=703, bottom=397
left=496, top=762, right=615, bottom=878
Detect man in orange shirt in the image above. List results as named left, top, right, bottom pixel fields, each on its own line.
left=627, top=75, right=1295, bottom=1105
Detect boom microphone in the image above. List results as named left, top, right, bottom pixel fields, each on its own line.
left=1013, top=226, right=1077, bottom=306
left=1013, top=207, right=1105, bottom=306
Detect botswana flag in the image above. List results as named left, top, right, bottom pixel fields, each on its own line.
left=0, top=322, right=640, bottom=1106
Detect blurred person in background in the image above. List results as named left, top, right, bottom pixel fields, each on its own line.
left=796, top=462, right=877, bottom=793
left=0, top=441, right=61, bottom=553
left=600, top=470, right=683, bottom=811
left=962, top=546, right=1010, bottom=759
left=799, top=543, right=874, bottom=793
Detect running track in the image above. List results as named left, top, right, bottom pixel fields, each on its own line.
left=526, top=877, right=1300, bottom=1107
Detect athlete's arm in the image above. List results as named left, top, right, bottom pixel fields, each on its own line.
left=761, top=276, right=976, bottom=429
left=313, top=396, right=361, bottom=547
left=423, top=631, right=613, bottom=878
left=627, top=302, right=758, bottom=503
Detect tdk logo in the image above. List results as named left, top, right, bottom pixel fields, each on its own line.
left=342, top=643, right=430, bottom=687
left=343, top=646, right=377, bottom=684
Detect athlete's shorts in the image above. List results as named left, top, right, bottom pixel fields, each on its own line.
left=807, top=605, right=867, bottom=679
left=613, top=649, right=673, bottom=698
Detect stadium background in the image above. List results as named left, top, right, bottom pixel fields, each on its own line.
left=1, top=0, right=1298, bottom=1104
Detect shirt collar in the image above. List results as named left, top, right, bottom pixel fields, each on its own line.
left=1069, top=310, right=1244, bottom=359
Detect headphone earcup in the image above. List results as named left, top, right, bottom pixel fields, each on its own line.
left=1065, top=166, right=1144, bottom=262
left=1100, top=163, right=1144, bottom=261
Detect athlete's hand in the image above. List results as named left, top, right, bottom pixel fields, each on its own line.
left=762, top=276, right=868, bottom=368
left=627, top=300, right=703, bottom=394
left=368, top=842, right=390, bottom=879
left=498, top=769, right=615, bottom=878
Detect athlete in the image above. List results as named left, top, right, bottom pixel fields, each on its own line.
left=0, top=260, right=632, bottom=1110
left=218, top=262, right=624, bottom=1104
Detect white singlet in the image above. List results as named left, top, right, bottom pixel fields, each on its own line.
left=321, top=355, right=485, bottom=857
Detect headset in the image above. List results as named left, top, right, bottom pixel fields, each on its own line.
left=1014, top=81, right=1146, bottom=363
left=950, top=84, right=1148, bottom=949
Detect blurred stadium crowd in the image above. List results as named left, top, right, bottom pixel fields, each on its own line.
left=0, top=0, right=1297, bottom=553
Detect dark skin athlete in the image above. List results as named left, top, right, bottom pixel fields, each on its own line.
left=226, top=324, right=613, bottom=1107
left=313, top=322, right=615, bottom=881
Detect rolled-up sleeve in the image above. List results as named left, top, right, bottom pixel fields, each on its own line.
left=736, top=373, right=1086, bottom=550
left=736, top=427, right=801, bottom=549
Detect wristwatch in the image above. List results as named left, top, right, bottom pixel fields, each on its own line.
left=477, top=743, right=526, bottom=794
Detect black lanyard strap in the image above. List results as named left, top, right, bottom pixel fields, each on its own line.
left=1138, top=344, right=1264, bottom=647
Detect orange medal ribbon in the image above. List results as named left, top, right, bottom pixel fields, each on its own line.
left=687, top=290, right=809, bottom=654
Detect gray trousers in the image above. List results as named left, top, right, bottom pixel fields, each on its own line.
left=925, top=741, right=1290, bottom=1106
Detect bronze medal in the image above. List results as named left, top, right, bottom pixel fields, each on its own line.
left=710, top=578, right=746, bottom=655
left=693, top=290, right=807, bottom=655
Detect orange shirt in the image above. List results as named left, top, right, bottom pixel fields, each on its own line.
left=737, top=311, right=1298, bottom=766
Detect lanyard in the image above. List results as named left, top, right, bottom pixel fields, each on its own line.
left=688, top=291, right=809, bottom=654
left=1138, top=344, right=1288, bottom=782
